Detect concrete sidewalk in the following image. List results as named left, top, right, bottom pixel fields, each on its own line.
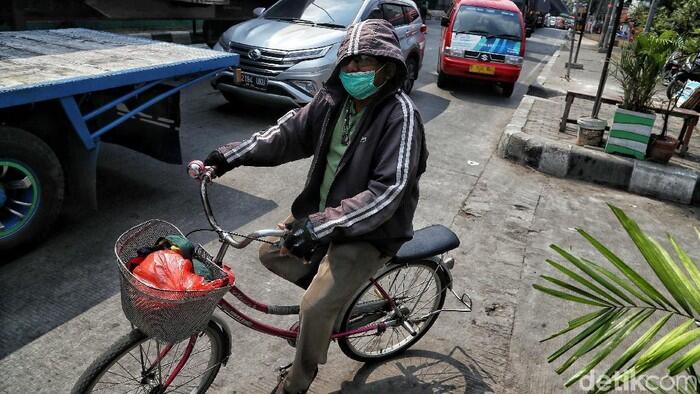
left=500, top=35, right=700, bottom=206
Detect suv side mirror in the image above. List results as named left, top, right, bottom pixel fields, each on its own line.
left=440, top=17, right=449, bottom=27
left=253, top=7, right=265, bottom=17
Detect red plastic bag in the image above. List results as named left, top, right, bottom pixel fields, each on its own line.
left=133, top=249, right=227, bottom=291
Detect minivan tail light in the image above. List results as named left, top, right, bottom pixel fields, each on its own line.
left=420, top=24, right=427, bottom=33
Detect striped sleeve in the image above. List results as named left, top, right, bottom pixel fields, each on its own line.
left=309, top=92, right=421, bottom=240
left=215, top=96, right=319, bottom=169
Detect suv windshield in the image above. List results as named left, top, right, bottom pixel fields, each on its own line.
left=453, top=6, right=522, bottom=40
left=264, top=0, right=365, bottom=28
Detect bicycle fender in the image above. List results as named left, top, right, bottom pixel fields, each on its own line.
left=426, top=256, right=454, bottom=290
left=210, top=314, right=232, bottom=365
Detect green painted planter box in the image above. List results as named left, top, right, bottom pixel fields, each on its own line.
left=605, top=107, right=656, bottom=160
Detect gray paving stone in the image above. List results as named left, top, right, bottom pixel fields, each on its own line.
left=537, top=142, right=571, bottom=177
left=567, top=145, right=634, bottom=188
left=629, top=160, right=699, bottom=204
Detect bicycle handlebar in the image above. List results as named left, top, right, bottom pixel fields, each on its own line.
left=187, top=160, right=286, bottom=250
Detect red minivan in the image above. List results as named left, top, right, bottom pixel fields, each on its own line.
left=437, top=0, right=526, bottom=97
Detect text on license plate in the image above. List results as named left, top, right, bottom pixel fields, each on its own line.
left=237, top=72, right=268, bottom=90
left=469, top=65, right=496, bottom=75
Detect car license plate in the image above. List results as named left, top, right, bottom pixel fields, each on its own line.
left=238, top=72, right=268, bottom=91
left=469, top=64, right=496, bottom=75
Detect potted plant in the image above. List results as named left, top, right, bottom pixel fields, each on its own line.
left=647, top=96, right=680, bottom=163
left=606, top=34, right=671, bottom=160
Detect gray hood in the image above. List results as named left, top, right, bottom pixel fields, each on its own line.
left=224, top=18, right=346, bottom=51
left=327, top=19, right=408, bottom=93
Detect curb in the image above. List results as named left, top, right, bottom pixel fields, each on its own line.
left=498, top=96, right=700, bottom=206
left=537, top=48, right=561, bottom=87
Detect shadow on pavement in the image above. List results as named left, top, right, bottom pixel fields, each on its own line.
left=333, top=347, right=493, bottom=393
left=411, top=90, right=450, bottom=124
left=447, top=79, right=524, bottom=109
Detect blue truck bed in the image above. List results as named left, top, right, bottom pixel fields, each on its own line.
left=0, top=28, right=237, bottom=109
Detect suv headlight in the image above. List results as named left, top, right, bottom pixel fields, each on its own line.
left=505, top=55, right=524, bottom=66
left=290, top=80, right=319, bottom=96
left=217, top=36, right=230, bottom=51
left=285, top=46, right=332, bottom=61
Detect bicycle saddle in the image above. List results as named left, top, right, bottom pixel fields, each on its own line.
left=393, top=224, right=460, bottom=264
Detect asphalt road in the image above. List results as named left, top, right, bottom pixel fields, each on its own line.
left=0, top=22, right=566, bottom=377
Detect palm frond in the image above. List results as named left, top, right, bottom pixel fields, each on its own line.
left=591, top=313, right=674, bottom=394
left=535, top=205, right=700, bottom=393
left=577, top=228, right=673, bottom=309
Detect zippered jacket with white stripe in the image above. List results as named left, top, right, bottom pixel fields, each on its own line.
left=215, top=19, right=428, bottom=255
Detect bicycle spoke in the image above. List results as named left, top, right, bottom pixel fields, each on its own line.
left=393, top=270, right=432, bottom=299
left=411, top=286, right=443, bottom=315
left=343, top=263, right=445, bottom=358
left=115, top=360, right=139, bottom=382
left=126, top=348, right=144, bottom=367
left=167, top=363, right=219, bottom=392
left=104, top=369, right=135, bottom=381
left=163, top=341, right=182, bottom=384
left=95, top=377, right=141, bottom=387
left=387, top=270, right=401, bottom=294
left=93, top=378, right=141, bottom=389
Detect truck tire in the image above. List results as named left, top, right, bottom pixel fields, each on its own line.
left=0, top=127, right=64, bottom=254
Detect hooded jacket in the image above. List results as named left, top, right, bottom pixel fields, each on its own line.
left=216, top=19, right=428, bottom=255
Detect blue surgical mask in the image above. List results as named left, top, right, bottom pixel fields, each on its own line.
left=339, top=65, right=386, bottom=100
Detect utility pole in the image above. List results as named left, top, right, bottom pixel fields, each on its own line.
left=644, top=0, right=659, bottom=33
left=598, top=0, right=613, bottom=49
left=588, top=0, right=604, bottom=33
left=592, top=0, right=624, bottom=118
left=599, top=0, right=618, bottom=53
left=573, top=0, right=594, bottom=64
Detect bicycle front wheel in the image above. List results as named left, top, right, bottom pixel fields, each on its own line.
left=72, top=321, right=226, bottom=394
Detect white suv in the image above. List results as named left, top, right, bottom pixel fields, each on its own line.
left=213, top=0, right=426, bottom=106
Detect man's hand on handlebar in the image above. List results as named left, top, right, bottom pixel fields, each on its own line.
left=187, top=160, right=217, bottom=181
left=204, top=150, right=229, bottom=177
left=281, top=217, right=319, bottom=262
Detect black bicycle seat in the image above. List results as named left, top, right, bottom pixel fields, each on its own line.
left=393, top=225, right=460, bottom=264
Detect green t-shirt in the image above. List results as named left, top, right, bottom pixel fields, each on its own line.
left=319, top=98, right=365, bottom=211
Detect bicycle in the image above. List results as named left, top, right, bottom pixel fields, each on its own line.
left=72, top=161, right=472, bottom=393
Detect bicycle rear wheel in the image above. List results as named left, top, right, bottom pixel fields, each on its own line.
left=338, top=259, right=449, bottom=362
left=72, top=321, right=226, bottom=394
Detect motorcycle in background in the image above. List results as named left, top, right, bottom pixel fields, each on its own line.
left=662, top=51, right=685, bottom=86
left=666, top=53, right=700, bottom=100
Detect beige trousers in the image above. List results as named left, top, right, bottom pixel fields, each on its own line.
left=258, top=217, right=389, bottom=393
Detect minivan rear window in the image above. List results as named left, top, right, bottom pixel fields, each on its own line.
left=453, top=6, right=521, bottom=40
left=264, top=0, right=365, bottom=28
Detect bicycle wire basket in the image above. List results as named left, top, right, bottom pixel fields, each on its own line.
left=115, top=219, right=231, bottom=343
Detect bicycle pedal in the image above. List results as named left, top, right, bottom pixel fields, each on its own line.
left=286, top=321, right=299, bottom=348
left=277, top=362, right=292, bottom=384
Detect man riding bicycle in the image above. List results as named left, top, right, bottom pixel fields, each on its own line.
left=205, top=19, right=427, bottom=393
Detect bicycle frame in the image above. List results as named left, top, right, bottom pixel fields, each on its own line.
left=188, top=165, right=403, bottom=340
left=216, top=282, right=395, bottom=340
